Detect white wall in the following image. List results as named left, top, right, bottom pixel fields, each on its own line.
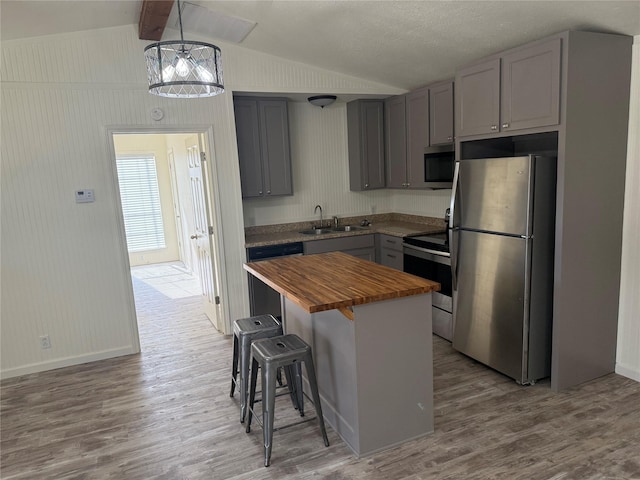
left=242, top=100, right=453, bottom=227
left=616, top=35, right=640, bottom=382
left=0, top=24, right=402, bottom=378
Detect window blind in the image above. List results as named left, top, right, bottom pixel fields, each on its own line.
left=116, top=155, right=166, bottom=252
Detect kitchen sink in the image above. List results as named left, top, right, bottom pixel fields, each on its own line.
left=332, top=225, right=365, bottom=232
left=299, top=228, right=333, bottom=235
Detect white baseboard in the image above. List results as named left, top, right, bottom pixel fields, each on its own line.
left=0, top=346, right=138, bottom=380
left=615, top=363, right=640, bottom=383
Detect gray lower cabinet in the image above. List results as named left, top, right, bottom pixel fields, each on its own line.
left=234, top=97, right=293, bottom=198
left=385, top=87, right=430, bottom=189
left=347, top=100, right=385, bottom=191
left=304, top=234, right=375, bottom=262
left=377, top=234, right=403, bottom=270
left=456, top=38, right=561, bottom=137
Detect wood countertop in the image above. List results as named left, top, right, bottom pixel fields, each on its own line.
left=244, top=251, right=440, bottom=317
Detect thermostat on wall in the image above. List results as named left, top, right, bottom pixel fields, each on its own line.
left=75, top=189, right=95, bottom=203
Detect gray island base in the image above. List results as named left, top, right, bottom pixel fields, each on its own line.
left=283, top=293, right=434, bottom=457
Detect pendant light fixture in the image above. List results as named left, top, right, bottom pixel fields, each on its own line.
left=144, top=0, right=224, bottom=98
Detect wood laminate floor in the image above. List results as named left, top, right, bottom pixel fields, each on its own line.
left=1, top=268, right=639, bottom=479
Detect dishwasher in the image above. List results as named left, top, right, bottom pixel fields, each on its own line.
left=246, top=242, right=304, bottom=318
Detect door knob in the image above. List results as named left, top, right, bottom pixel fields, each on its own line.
left=190, top=234, right=199, bottom=239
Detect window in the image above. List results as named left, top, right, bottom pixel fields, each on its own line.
left=116, top=155, right=166, bottom=252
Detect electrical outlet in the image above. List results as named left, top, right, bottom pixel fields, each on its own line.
left=40, top=335, right=51, bottom=349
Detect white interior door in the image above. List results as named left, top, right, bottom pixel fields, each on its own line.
left=186, top=135, right=222, bottom=330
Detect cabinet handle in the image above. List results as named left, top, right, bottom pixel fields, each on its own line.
left=387, top=254, right=397, bottom=258
left=502, top=123, right=510, bottom=129
left=405, top=183, right=410, bottom=187
left=364, top=183, right=369, bottom=188
left=447, top=136, right=453, bottom=141
left=385, top=239, right=396, bottom=244
left=259, top=191, right=263, bottom=195
left=267, top=190, right=271, bottom=194
left=490, top=125, right=498, bottom=131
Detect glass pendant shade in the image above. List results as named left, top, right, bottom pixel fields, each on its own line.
left=144, top=0, right=224, bottom=99
left=145, top=41, right=224, bottom=98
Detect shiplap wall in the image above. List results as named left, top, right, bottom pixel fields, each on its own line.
left=616, top=36, right=640, bottom=382
left=0, top=24, right=403, bottom=378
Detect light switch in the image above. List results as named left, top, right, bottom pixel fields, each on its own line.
left=75, top=189, right=95, bottom=203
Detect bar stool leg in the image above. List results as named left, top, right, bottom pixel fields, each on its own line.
left=230, top=333, right=239, bottom=397
left=293, top=362, right=305, bottom=417
left=304, top=351, right=330, bottom=447
left=245, top=357, right=259, bottom=433
left=262, top=363, right=278, bottom=467
left=239, top=336, right=253, bottom=423
left=282, top=365, right=301, bottom=411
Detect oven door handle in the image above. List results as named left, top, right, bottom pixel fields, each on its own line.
left=403, top=243, right=450, bottom=258
left=403, top=243, right=451, bottom=265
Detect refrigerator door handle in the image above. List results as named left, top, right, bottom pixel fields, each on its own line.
left=449, top=161, right=460, bottom=230
left=450, top=227, right=459, bottom=290
left=449, top=161, right=460, bottom=290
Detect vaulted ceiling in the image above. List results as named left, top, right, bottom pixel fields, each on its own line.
left=2, top=1, right=639, bottom=89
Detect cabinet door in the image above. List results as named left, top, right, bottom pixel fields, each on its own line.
left=406, top=87, right=429, bottom=188
left=348, top=100, right=385, bottom=191
left=234, top=98, right=264, bottom=198
left=385, top=96, right=407, bottom=188
left=456, top=59, right=500, bottom=137
left=258, top=100, right=293, bottom=196
left=501, top=38, right=561, bottom=132
left=379, top=247, right=403, bottom=270
left=361, top=101, right=386, bottom=190
left=429, top=81, right=454, bottom=145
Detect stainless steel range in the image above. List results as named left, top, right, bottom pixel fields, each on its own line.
left=403, top=232, right=453, bottom=341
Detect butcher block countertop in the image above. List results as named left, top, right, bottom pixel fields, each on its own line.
left=244, top=251, right=440, bottom=318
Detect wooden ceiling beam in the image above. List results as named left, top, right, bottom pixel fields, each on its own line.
left=138, top=0, right=175, bottom=41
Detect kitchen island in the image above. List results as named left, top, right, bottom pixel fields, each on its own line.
left=244, top=251, right=440, bottom=457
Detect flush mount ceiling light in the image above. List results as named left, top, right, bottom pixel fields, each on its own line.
left=308, top=95, right=337, bottom=108
left=144, top=0, right=224, bottom=98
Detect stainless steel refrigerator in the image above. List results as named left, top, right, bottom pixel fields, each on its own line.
left=449, top=155, right=556, bottom=385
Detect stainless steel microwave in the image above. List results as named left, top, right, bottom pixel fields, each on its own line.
left=424, top=144, right=455, bottom=188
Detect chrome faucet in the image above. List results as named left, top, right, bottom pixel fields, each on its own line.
left=314, top=204, right=323, bottom=228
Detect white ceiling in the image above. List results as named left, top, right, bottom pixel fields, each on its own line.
left=2, top=1, right=639, bottom=89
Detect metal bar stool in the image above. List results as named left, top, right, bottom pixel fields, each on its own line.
left=230, top=314, right=296, bottom=423
left=246, top=334, right=330, bottom=467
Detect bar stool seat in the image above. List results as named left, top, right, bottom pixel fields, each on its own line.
left=230, top=314, right=285, bottom=423
left=246, top=334, right=330, bottom=467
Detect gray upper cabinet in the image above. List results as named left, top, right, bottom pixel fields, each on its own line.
left=384, top=96, right=407, bottom=188
left=501, top=39, right=561, bottom=132
left=348, top=100, right=386, bottom=191
left=429, top=81, right=455, bottom=145
left=405, top=87, right=430, bottom=188
left=456, top=59, right=501, bottom=137
left=234, top=97, right=293, bottom=198
left=385, top=87, right=430, bottom=189
left=456, top=38, right=561, bottom=138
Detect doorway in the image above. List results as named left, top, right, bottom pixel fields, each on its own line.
left=110, top=130, right=225, bottom=339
